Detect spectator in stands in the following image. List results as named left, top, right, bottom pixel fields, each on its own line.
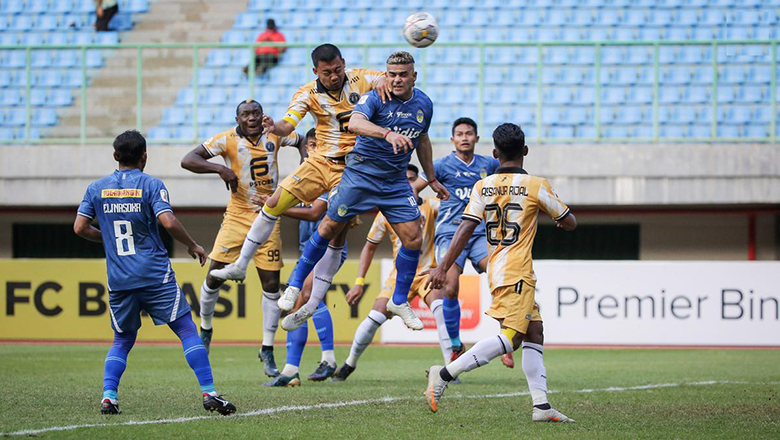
left=243, top=19, right=286, bottom=76
left=95, top=0, right=119, bottom=32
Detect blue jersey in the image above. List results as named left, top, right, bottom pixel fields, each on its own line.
left=348, top=88, right=433, bottom=180
left=77, top=169, right=175, bottom=292
left=422, top=152, right=500, bottom=237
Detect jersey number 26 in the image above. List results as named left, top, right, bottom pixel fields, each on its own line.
left=484, top=203, right=522, bottom=246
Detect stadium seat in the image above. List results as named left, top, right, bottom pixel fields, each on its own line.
left=1, top=88, right=22, bottom=106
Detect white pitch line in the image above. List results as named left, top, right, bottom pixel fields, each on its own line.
left=3, top=380, right=776, bottom=437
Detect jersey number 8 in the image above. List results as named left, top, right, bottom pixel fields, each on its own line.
left=113, top=220, right=136, bottom=256
left=484, top=203, right=523, bottom=246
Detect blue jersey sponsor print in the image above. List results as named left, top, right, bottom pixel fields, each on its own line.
left=348, top=88, right=433, bottom=180
left=421, top=152, right=499, bottom=238
left=78, top=169, right=175, bottom=291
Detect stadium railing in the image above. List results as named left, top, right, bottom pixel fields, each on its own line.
left=0, top=41, right=777, bottom=145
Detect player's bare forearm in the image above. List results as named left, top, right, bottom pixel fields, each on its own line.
left=272, top=120, right=295, bottom=137
left=412, top=176, right=428, bottom=195
left=348, top=113, right=389, bottom=139
left=158, top=212, right=197, bottom=248
left=284, top=206, right=321, bottom=222
left=181, top=146, right=224, bottom=174
left=416, top=134, right=435, bottom=179
left=557, top=212, right=577, bottom=231
left=73, top=215, right=102, bottom=242
left=440, top=220, right=478, bottom=272
left=356, top=240, right=379, bottom=278
left=294, top=135, right=308, bottom=160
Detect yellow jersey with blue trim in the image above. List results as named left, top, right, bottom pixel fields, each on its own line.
left=282, top=68, right=384, bottom=158
left=463, top=167, right=570, bottom=290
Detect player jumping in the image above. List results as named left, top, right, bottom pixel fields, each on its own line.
left=180, top=99, right=305, bottom=377
left=412, top=117, right=499, bottom=362
left=424, top=123, right=577, bottom=422
left=74, top=130, right=236, bottom=415
left=332, top=164, right=453, bottom=382
left=210, top=44, right=391, bottom=323
left=278, top=51, right=448, bottom=333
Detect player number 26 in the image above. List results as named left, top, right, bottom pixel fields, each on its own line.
left=484, top=203, right=523, bottom=246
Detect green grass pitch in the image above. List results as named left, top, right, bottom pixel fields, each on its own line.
left=1, top=344, right=778, bottom=439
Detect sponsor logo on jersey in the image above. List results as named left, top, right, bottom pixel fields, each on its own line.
left=101, top=189, right=142, bottom=198
left=338, top=204, right=349, bottom=217
left=349, top=92, right=360, bottom=104
left=480, top=168, right=488, bottom=178
left=265, top=141, right=275, bottom=152
left=160, top=189, right=169, bottom=203
left=416, top=109, right=424, bottom=123
left=358, top=94, right=369, bottom=104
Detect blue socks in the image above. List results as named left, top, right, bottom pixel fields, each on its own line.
left=103, top=330, right=137, bottom=400
left=169, top=313, right=215, bottom=394
left=288, top=230, right=330, bottom=289
left=443, top=297, right=462, bottom=348
left=286, top=321, right=309, bottom=367
left=392, top=245, right=419, bottom=305
left=312, top=301, right=334, bottom=352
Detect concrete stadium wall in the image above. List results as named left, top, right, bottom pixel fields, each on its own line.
left=1, top=142, right=779, bottom=207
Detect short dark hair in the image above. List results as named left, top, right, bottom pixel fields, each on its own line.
left=266, top=19, right=276, bottom=30
left=236, top=99, right=262, bottom=116
left=451, top=117, right=478, bottom=136
left=306, top=128, right=316, bottom=140
left=311, top=44, right=342, bottom=67
left=407, top=164, right=419, bottom=175
left=114, top=130, right=146, bottom=165
left=492, top=123, right=525, bottom=160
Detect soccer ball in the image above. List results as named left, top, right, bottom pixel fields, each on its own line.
left=403, top=12, right=439, bottom=48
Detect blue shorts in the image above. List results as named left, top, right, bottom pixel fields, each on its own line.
left=435, top=232, right=489, bottom=273
left=108, top=281, right=191, bottom=333
left=327, top=167, right=420, bottom=225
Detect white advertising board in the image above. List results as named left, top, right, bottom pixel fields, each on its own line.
left=380, top=260, right=780, bottom=346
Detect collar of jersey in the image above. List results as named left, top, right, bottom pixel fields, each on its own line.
left=496, top=166, right=527, bottom=174
left=451, top=151, right=476, bottom=167
left=115, top=168, right=141, bottom=174
left=315, top=74, right=349, bottom=100
left=235, top=125, right=262, bottom=147
left=391, top=88, right=416, bottom=105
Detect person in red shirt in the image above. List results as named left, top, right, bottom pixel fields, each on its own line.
left=244, top=19, right=286, bottom=76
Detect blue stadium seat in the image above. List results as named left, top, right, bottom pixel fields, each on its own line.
left=161, top=108, right=188, bottom=126
left=50, top=89, right=73, bottom=106
left=716, top=125, right=740, bottom=138
left=95, top=32, right=119, bottom=45
left=2, top=109, right=25, bottom=126
left=737, top=85, right=765, bottom=103
left=27, top=0, right=49, bottom=13
left=2, top=0, right=24, bottom=13
left=32, top=108, right=57, bottom=126
left=1, top=88, right=22, bottom=106
left=37, top=15, right=59, bottom=31
left=234, top=13, right=258, bottom=29
left=176, top=88, right=195, bottom=105
left=601, top=87, right=627, bottom=104
left=196, top=107, right=215, bottom=125
left=147, top=126, right=171, bottom=140
left=126, top=0, right=149, bottom=13
left=218, top=70, right=242, bottom=86
left=196, top=70, right=216, bottom=87
left=205, top=50, right=233, bottom=67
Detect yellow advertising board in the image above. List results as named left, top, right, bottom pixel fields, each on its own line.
left=0, top=259, right=381, bottom=343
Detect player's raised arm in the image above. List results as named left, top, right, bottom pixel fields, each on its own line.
left=157, top=211, right=207, bottom=266
left=180, top=144, right=238, bottom=193
left=416, top=133, right=448, bottom=200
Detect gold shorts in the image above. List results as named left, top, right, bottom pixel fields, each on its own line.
left=377, top=268, right=433, bottom=303
left=486, top=280, right=542, bottom=334
left=278, top=153, right=345, bottom=205
left=208, top=210, right=283, bottom=271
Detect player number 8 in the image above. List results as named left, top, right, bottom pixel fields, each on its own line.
left=113, top=220, right=136, bottom=256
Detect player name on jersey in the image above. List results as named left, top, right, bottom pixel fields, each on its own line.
left=480, top=185, right=528, bottom=197
left=103, top=202, right=142, bottom=213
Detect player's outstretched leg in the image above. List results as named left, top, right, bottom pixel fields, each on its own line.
left=199, top=280, right=220, bottom=354
left=333, top=308, right=388, bottom=382
left=168, top=313, right=236, bottom=415
left=101, top=330, right=137, bottom=414
left=278, top=230, right=331, bottom=311
left=265, top=322, right=306, bottom=387
left=308, top=301, right=337, bottom=381
left=260, top=288, right=282, bottom=377
left=385, top=246, right=423, bottom=330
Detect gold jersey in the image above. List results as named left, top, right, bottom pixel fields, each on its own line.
left=202, top=127, right=300, bottom=213
left=463, top=167, right=570, bottom=291
left=366, top=197, right=440, bottom=272
left=282, top=68, right=384, bottom=158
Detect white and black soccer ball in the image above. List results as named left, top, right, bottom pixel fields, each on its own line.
left=403, top=12, right=439, bottom=48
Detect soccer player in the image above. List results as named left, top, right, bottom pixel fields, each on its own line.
left=424, top=123, right=576, bottom=422
left=279, top=51, right=448, bottom=332
left=73, top=130, right=236, bottom=416
left=180, top=99, right=305, bottom=378
left=332, top=164, right=453, bottom=382
left=412, top=117, right=499, bottom=362
left=210, top=44, right=391, bottom=320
